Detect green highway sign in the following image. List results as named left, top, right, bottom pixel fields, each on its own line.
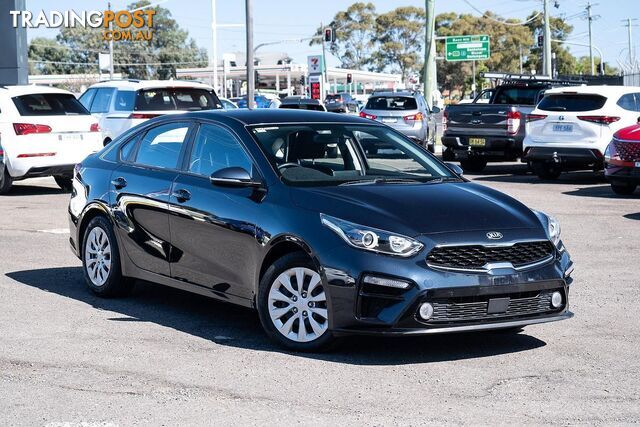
left=445, top=35, right=490, bottom=61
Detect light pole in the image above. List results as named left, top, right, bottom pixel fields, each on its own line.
left=423, top=0, right=435, bottom=110
left=543, top=0, right=552, bottom=77
left=246, top=0, right=254, bottom=109
left=211, top=0, right=217, bottom=90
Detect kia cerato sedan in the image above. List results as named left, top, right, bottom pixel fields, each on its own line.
left=68, top=110, right=574, bottom=351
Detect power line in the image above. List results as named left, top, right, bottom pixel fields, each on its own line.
left=462, top=0, right=541, bottom=26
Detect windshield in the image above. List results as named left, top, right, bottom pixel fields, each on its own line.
left=538, top=94, right=607, bottom=112
left=250, top=124, right=455, bottom=187
left=135, top=88, right=220, bottom=111
left=365, top=96, right=417, bottom=110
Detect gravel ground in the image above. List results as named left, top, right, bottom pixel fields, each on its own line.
left=1, top=168, right=639, bottom=426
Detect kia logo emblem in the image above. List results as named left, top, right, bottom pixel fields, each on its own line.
left=486, top=231, right=503, bottom=240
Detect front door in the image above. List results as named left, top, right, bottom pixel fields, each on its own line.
left=111, top=121, right=193, bottom=276
left=168, top=122, right=264, bottom=299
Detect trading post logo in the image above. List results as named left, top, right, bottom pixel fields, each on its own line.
left=10, top=9, right=155, bottom=41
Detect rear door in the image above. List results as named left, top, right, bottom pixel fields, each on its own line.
left=111, top=120, right=194, bottom=277
left=168, top=122, right=262, bottom=299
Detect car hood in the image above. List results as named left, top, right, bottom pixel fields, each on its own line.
left=290, top=182, right=542, bottom=236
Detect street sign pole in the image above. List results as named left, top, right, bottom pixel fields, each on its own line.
left=424, top=0, right=436, bottom=110
left=472, top=60, right=475, bottom=97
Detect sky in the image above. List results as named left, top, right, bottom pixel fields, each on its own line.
left=24, top=0, right=640, bottom=70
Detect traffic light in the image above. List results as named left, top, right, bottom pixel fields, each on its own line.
left=299, top=75, right=306, bottom=86
left=324, top=27, right=336, bottom=43
left=346, top=73, right=352, bottom=84
left=537, top=35, right=543, bottom=48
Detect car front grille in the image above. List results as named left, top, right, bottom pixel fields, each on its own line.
left=424, top=289, right=564, bottom=324
left=614, top=141, right=640, bottom=162
left=426, top=241, right=554, bottom=271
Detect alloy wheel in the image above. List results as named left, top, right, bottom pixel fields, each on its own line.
left=267, top=267, right=328, bottom=343
left=84, top=227, right=112, bottom=287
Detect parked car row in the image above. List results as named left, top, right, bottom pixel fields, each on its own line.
left=443, top=76, right=640, bottom=195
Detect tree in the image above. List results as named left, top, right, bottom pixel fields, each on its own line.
left=28, top=0, right=207, bottom=80
left=524, top=12, right=576, bottom=75
left=28, top=37, right=72, bottom=75
left=371, top=6, right=426, bottom=80
left=310, top=2, right=376, bottom=70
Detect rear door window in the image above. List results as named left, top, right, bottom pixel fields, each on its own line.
left=616, top=93, right=640, bottom=112
left=90, top=88, right=115, bottom=113
left=538, top=94, right=607, bottom=112
left=365, top=96, right=418, bottom=110
left=12, top=93, right=90, bottom=116
left=134, top=122, right=190, bottom=169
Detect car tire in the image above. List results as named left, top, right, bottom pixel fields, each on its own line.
left=460, top=158, right=487, bottom=173
left=532, top=162, right=562, bottom=180
left=0, top=168, right=13, bottom=195
left=257, top=253, right=334, bottom=352
left=611, top=182, right=637, bottom=195
left=54, top=176, right=73, bottom=192
left=81, top=215, right=134, bottom=297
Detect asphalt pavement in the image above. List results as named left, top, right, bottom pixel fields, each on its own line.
left=1, top=165, right=639, bottom=425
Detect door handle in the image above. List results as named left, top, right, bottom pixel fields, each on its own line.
left=111, top=176, right=127, bottom=189
left=172, top=188, right=191, bottom=202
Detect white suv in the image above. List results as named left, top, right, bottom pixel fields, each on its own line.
left=0, top=85, right=102, bottom=194
left=78, top=80, right=222, bottom=146
left=523, top=85, right=640, bottom=179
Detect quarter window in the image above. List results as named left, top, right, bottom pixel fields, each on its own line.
left=188, top=124, right=253, bottom=177
left=134, top=122, right=190, bottom=169
left=79, top=88, right=97, bottom=110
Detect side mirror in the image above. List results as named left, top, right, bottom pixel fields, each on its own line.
left=210, top=167, right=262, bottom=188
left=446, top=162, right=464, bottom=176
left=431, top=106, right=441, bottom=114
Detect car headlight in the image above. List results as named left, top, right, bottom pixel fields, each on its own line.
left=320, top=213, right=423, bottom=257
left=533, top=210, right=561, bottom=247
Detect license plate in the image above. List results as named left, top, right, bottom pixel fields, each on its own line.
left=58, top=133, right=84, bottom=142
left=468, top=137, right=485, bottom=147
left=381, top=118, right=397, bottom=123
left=552, top=124, right=573, bottom=132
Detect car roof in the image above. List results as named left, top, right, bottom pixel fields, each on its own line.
left=544, top=85, right=640, bottom=96
left=186, top=109, right=375, bottom=126
left=86, top=79, right=213, bottom=90
left=369, top=92, right=416, bottom=97
left=0, top=85, right=73, bottom=96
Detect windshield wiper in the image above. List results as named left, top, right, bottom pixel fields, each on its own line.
left=423, top=176, right=463, bottom=184
left=339, top=177, right=422, bottom=186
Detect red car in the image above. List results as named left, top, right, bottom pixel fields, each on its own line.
left=604, top=124, right=640, bottom=195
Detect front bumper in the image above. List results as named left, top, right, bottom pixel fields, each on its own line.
left=318, top=233, right=574, bottom=336
left=605, top=163, right=640, bottom=184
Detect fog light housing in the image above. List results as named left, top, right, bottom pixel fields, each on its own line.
left=418, top=302, right=434, bottom=320
left=362, top=275, right=411, bottom=289
left=551, top=291, right=563, bottom=308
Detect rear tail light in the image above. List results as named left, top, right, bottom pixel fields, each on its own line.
left=129, top=113, right=161, bottom=119
left=577, top=115, right=620, bottom=125
left=506, top=111, right=521, bottom=135
left=359, top=111, right=377, bottom=120
left=443, top=111, right=448, bottom=132
left=90, top=123, right=100, bottom=132
left=526, top=114, right=547, bottom=122
left=403, top=112, right=424, bottom=121
left=13, top=123, right=52, bottom=136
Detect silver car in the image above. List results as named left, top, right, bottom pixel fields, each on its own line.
left=359, top=91, right=439, bottom=152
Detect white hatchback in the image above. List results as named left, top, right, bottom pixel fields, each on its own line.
left=78, top=80, right=222, bottom=146
left=0, top=86, right=102, bottom=194
left=523, top=85, right=640, bottom=179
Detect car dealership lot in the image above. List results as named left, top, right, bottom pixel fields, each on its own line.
left=1, top=169, right=639, bottom=425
